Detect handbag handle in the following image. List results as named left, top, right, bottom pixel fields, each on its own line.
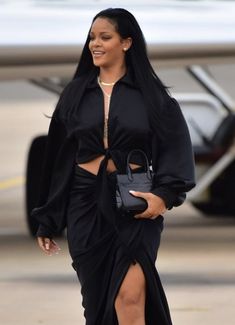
left=126, top=149, right=152, bottom=181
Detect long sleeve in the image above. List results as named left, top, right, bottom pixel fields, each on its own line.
left=33, top=113, right=67, bottom=238
left=150, top=96, right=196, bottom=209
left=31, top=84, right=77, bottom=238
left=37, top=111, right=67, bottom=207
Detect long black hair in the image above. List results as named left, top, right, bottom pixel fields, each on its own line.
left=73, top=8, right=171, bottom=133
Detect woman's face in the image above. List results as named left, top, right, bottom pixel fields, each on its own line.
left=89, top=17, right=131, bottom=69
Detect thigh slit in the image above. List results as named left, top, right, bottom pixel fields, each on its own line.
left=115, top=261, right=146, bottom=302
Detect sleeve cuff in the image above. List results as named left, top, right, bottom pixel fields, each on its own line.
left=36, top=224, right=54, bottom=239
left=150, top=186, right=185, bottom=209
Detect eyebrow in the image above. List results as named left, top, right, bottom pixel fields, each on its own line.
left=89, top=31, right=113, bottom=35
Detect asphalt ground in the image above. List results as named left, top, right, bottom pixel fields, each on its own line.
left=1, top=193, right=235, bottom=325
left=0, top=65, right=235, bottom=324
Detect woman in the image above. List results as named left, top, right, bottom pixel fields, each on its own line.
left=32, top=8, right=195, bottom=325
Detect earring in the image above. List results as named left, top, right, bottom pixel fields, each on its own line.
left=123, top=47, right=128, bottom=51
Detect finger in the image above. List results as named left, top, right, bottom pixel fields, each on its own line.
left=150, top=215, right=159, bottom=220
left=134, top=210, right=152, bottom=219
left=37, top=237, right=45, bottom=251
left=50, top=241, right=61, bottom=254
left=44, top=238, right=51, bottom=251
left=37, top=237, right=53, bottom=255
left=51, top=240, right=61, bottom=251
left=45, top=238, right=59, bottom=255
left=37, top=237, right=51, bottom=254
left=47, top=239, right=62, bottom=255
left=129, top=190, right=149, bottom=200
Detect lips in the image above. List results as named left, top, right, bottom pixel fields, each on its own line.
left=92, top=51, right=105, bottom=57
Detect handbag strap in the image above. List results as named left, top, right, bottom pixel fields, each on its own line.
left=126, top=149, right=152, bottom=180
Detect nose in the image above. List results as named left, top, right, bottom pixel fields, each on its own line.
left=92, top=38, right=101, bottom=47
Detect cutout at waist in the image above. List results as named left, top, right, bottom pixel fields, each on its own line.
left=77, top=155, right=142, bottom=176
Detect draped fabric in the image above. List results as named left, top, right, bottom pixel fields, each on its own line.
left=67, top=165, right=172, bottom=325
left=31, top=69, right=195, bottom=324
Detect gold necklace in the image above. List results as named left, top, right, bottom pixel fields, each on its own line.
left=98, top=76, right=116, bottom=86
left=97, top=77, right=112, bottom=99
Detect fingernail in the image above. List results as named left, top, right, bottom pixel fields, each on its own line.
left=129, top=190, right=135, bottom=193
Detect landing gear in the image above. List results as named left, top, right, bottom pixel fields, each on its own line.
left=192, top=161, right=235, bottom=216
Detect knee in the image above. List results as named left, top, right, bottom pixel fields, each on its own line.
left=115, top=287, right=144, bottom=309
left=115, top=263, right=146, bottom=318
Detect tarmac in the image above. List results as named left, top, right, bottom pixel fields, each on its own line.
left=1, top=196, right=235, bottom=325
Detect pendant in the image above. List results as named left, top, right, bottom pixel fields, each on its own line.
left=104, top=117, right=108, bottom=139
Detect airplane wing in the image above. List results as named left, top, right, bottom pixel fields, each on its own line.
left=1, top=0, right=235, bottom=80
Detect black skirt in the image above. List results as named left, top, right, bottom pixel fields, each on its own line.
left=66, top=165, right=172, bottom=325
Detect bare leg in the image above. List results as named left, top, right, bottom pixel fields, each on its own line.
left=115, top=263, right=146, bottom=325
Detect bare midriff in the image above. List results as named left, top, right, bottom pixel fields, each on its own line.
left=78, top=155, right=142, bottom=176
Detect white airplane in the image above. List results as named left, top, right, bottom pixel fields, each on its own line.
left=1, top=0, right=235, bottom=235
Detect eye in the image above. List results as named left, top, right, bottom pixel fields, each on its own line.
left=89, top=34, right=112, bottom=42
left=101, top=35, right=112, bottom=41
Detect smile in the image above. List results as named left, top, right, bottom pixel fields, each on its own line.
left=92, top=51, right=105, bottom=57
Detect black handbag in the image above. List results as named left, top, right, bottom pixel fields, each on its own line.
left=116, top=149, right=154, bottom=213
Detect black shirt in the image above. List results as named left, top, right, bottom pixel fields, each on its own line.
left=75, top=72, right=152, bottom=166
left=32, top=71, right=195, bottom=238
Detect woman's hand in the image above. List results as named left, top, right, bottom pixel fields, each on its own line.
left=129, top=190, right=167, bottom=219
left=37, top=237, right=61, bottom=256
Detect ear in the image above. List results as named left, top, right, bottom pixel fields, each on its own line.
left=122, top=37, right=132, bottom=52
